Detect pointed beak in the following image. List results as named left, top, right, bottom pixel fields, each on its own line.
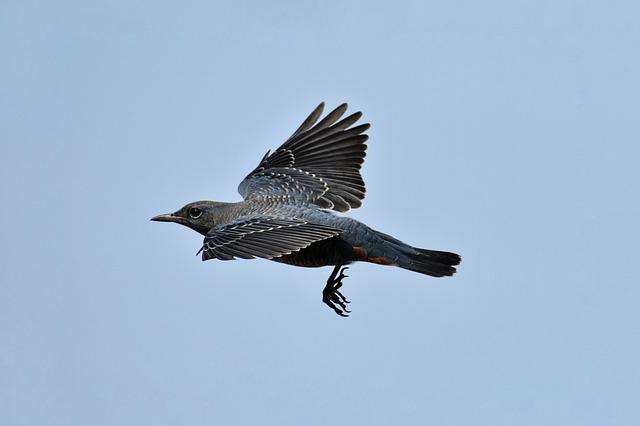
left=150, top=213, right=181, bottom=223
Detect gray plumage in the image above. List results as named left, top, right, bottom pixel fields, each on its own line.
left=152, top=102, right=461, bottom=316
left=238, top=102, right=368, bottom=212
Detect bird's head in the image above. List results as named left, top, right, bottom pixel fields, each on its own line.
left=150, top=201, right=223, bottom=235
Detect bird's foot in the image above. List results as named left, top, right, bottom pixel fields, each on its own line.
left=322, top=266, right=351, bottom=317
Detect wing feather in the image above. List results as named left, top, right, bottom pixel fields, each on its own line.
left=238, top=103, right=369, bottom=212
left=286, top=103, right=325, bottom=141
left=200, top=216, right=341, bottom=261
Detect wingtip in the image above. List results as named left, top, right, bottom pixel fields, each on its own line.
left=335, top=103, right=349, bottom=116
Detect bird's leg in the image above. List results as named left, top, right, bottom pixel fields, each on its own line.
left=322, top=265, right=351, bottom=317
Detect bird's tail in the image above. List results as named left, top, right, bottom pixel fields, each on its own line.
left=396, top=246, right=461, bottom=277
left=363, top=230, right=461, bottom=277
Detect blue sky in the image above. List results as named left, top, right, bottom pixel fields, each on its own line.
left=1, top=1, right=639, bottom=425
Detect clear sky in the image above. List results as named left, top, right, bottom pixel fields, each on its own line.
left=2, top=1, right=639, bottom=425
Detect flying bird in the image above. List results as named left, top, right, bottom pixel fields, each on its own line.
left=151, top=103, right=461, bottom=316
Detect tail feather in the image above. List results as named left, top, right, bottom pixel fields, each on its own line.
left=401, top=249, right=461, bottom=277
left=414, top=248, right=461, bottom=266
left=370, top=230, right=461, bottom=278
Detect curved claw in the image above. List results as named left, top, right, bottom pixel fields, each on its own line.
left=330, top=293, right=351, bottom=313
left=322, top=265, right=353, bottom=317
left=334, top=290, right=351, bottom=305
left=323, top=292, right=350, bottom=316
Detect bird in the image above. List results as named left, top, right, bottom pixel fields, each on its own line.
left=151, top=102, right=461, bottom=316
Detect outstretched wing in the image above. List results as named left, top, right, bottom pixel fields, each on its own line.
left=238, top=103, right=369, bottom=212
left=198, top=216, right=342, bottom=261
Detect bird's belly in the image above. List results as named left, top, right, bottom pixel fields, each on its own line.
left=270, top=236, right=356, bottom=268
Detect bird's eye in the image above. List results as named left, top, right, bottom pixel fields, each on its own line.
left=188, top=207, right=202, bottom=219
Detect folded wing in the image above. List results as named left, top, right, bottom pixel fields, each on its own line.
left=238, top=103, right=369, bottom=212
left=199, top=216, right=342, bottom=261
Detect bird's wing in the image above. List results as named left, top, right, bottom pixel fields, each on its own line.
left=238, top=103, right=369, bottom=212
left=198, top=216, right=342, bottom=261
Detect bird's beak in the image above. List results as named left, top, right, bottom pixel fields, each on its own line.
left=150, top=213, right=182, bottom=223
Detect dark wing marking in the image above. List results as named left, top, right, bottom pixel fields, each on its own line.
left=198, top=216, right=342, bottom=261
left=238, top=102, right=369, bottom=212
